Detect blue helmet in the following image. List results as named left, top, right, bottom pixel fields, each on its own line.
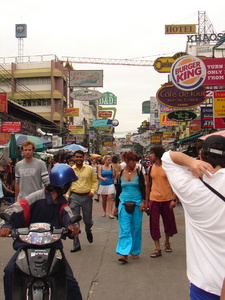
left=50, top=164, right=78, bottom=187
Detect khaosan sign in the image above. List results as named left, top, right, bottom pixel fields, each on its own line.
left=156, top=82, right=206, bottom=108
left=170, top=55, right=225, bottom=91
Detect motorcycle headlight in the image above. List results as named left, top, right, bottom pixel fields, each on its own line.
left=19, top=232, right=61, bottom=245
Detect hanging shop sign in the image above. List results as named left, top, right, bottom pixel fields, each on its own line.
left=160, top=114, right=186, bottom=126
left=201, top=106, right=213, bottom=129
left=70, top=89, right=103, bottom=101
left=171, top=55, right=225, bottom=91
left=0, top=92, right=8, bottom=113
left=1, top=121, right=21, bottom=133
left=142, top=100, right=150, bottom=113
left=64, top=108, right=79, bottom=117
left=213, top=90, right=225, bottom=129
left=68, top=125, right=85, bottom=134
left=92, top=119, right=119, bottom=127
left=98, top=110, right=113, bottom=118
left=165, top=24, right=196, bottom=34
left=167, top=110, right=197, bottom=122
left=187, top=33, right=224, bottom=43
left=156, top=82, right=206, bottom=108
left=69, top=70, right=103, bottom=87
left=170, top=55, right=206, bottom=91
left=98, top=92, right=117, bottom=105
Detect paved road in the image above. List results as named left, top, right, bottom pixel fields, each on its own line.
left=0, top=201, right=189, bottom=300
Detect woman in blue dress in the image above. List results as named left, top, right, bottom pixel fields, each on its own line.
left=115, top=151, right=146, bottom=263
left=98, top=155, right=116, bottom=219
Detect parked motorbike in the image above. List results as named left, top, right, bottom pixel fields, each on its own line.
left=0, top=212, right=81, bottom=300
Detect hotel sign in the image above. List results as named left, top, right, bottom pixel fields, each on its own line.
left=165, top=24, right=196, bottom=34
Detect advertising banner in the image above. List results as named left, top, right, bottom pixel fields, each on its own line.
left=142, top=101, right=150, bottom=114
left=1, top=121, right=21, bottom=133
left=0, top=93, right=8, bottom=113
left=0, top=132, right=10, bottom=145
left=69, top=70, right=103, bottom=87
left=68, top=125, right=85, bottom=134
left=160, top=114, right=186, bottom=126
left=64, top=108, right=79, bottom=117
left=156, top=83, right=206, bottom=108
left=70, top=89, right=103, bottom=101
left=170, top=55, right=225, bottom=91
left=201, top=106, right=213, bottom=128
left=213, top=90, right=225, bottom=129
left=98, top=92, right=117, bottom=105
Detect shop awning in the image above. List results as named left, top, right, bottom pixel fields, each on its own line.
left=177, top=133, right=203, bottom=144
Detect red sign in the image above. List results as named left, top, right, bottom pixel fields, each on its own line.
left=98, top=111, right=112, bottom=118
left=203, top=58, right=225, bottom=86
left=1, top=121, right=21, bottom=133
left=0, top=133, right=10, bottom=145
left=0, top=93, right=8, bottom=113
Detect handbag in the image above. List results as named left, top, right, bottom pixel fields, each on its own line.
left=200, top=178, right=225, bottom=202
left=123, top=202, right=136, bottom=214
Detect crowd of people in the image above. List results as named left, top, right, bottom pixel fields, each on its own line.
left=0, top=136, right=225, bottom=299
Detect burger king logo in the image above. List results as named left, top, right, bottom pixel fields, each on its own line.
left=170, top=55, right=206, bottom=91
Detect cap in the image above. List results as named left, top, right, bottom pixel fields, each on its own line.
left=202, top=135, right=225, bottom=155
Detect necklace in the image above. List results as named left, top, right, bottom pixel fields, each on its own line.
left=125, top=169, right=134, bottom=175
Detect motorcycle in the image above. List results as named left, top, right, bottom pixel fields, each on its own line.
left=0, top=212, right=81, bottom=300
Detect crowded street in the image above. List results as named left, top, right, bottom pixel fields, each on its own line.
left=0, top=200, right=189, bottom=300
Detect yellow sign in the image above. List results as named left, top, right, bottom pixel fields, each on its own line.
left=154, top=57, right=175, bottom=73
left=213, top=91, right=225, bottom=117
left=68, top=125, right=84, bottom=134
left=165, top=24, right=196, bottom=34
left=64, top=108, right=79, bottom=117
left=160, top=114, right=186, bottom=126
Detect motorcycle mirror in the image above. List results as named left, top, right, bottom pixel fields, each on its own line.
left=0, top=213, right=12, bottom=223
left=69, top=214, right=82, bottom=225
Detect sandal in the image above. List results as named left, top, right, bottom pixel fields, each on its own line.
left=131, top=254, right=139, bottom=259
left=150, top=249, right=162, bottom=258
left=165, top=242, right=172, bottom=252
left=118, top=255, right=128, bottom=263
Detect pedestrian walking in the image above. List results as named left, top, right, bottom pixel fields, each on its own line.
left=145, top=145, right=177, bottom=258
left=66, top=150, right=98, bottom=252
left=115, top=151, right=146, bottom=263
left=162, top=135, right=225, bottom=299
left=14, top=140, right=50, bottom=202
left=97, top=155, right=116, bottom=219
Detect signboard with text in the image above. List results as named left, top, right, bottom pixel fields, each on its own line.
left=1, top=121, right=21, bottom=133
left=64, top=108, right=79, bottom=117
left=0, top=93, right=8, bottom=113
left=98, top=92, right=117, bottom=105
left=69, top=70, right=103, bottom=87
left=68, top=125, right=85, bottom=134
left=213, top=90, right=225, bottom=129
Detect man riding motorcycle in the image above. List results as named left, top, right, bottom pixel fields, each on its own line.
left=0, top=163, right=83, bottom=300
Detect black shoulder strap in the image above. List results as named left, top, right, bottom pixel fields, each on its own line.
left=148, top=165, right=153, bottom=182
left=200, top=178, right=225, bottom=202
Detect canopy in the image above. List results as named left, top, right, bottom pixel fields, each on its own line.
left=63, top=144, right=88, bottom=152
left=4, top=134, right=52, bottom=152
left=198, top=130, right=225, bottom=141
left=9, top=133, right=19, bottom=160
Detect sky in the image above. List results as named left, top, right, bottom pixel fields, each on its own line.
left=0, top=0, right=225, bottom=138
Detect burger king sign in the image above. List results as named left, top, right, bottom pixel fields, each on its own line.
left=170, top=55, right=206, bottom=91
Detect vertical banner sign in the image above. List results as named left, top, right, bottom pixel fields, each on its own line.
left=201, top=107, right=213, bottom=128
left=0, top=93, right=8, bottom=113
left=213, top=91, right=225, bottom=129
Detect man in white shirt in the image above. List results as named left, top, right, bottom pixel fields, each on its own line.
left=162, top=135, right=225, bottom=300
